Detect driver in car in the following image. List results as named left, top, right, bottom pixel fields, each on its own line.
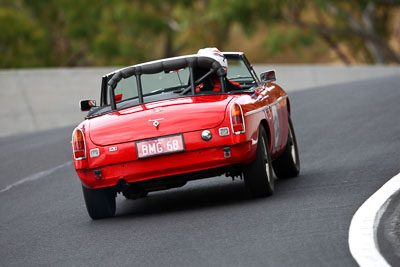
left=196, top=47, right=242, bottom=92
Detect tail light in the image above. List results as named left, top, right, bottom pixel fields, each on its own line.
left=231, top=102, right=245, bottom=134
left=72, top=128, right=86, bottom=160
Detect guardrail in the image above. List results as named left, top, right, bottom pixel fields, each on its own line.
left=0, top=65, right=398, bottom=137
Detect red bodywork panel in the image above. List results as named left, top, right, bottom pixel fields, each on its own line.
left=89, top=96, right=232, bottom=146
left=73, top=82, right=289, bottom=189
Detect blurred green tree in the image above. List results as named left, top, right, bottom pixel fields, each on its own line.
left=0, top=0, right=399, bottom=67
left=0, top=5, right=48, bottom=67
left=222, top=0, right=400, bottom=64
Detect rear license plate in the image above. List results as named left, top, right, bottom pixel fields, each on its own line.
left=136, top=134, right=185, bottom=158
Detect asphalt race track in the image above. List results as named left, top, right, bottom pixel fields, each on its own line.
left=1, top=75, right=399, bottom=266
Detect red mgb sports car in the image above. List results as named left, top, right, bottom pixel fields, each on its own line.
left=72, top=48, right=300, bottom=219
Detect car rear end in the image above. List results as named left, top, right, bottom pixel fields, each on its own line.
left=72, top=96, right=256, bottom=191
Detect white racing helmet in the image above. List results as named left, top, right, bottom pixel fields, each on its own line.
left=197, top=47, right=228, bottom=73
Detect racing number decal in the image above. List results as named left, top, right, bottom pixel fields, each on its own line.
left=271, top=105, right=279, bottom=147
left=263, top=105, right=279, bottom=147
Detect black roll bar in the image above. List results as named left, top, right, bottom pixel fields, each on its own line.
left=109, top=84, right=117, bottom=110
left=136, top=75, right=144, bottom=104
left=107, top=55, right=226, bottom=110
left=220, top=76, right=226, bottom=93
left=189, top=67, right=195, bottom=95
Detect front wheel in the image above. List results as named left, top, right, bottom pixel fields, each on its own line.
left=82, top=185, right=116, bottom=220
left=272, top=116, right=300, bottom=178
left=244, top=126, right=274, bottom=197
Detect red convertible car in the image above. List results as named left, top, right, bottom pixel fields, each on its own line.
left=72, top=48, right=300, bottom=219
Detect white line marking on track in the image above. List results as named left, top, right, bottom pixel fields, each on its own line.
left=349, top=172, right=400, bottom=267
left=0, top=161, right=73, bottom=194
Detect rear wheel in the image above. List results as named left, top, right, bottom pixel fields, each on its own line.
left=82, top=185, right=116, bottom=220
left=272, top=116, right=300, bottom=178
left=244, top=126, right=274, bottom=197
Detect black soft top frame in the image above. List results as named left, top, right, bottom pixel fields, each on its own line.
left=107, top=55, right=226, bottom=110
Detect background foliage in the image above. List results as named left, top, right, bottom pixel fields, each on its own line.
left=1, top=0, right=399, bottom=68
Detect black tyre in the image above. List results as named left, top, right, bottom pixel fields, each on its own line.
left=82, top=185, right=116, bottom=220
left=272, top=116, right=300, bottom=178
left=244, top=126, right=274, bottom=197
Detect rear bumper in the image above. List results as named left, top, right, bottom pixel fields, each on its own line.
left=77, top=141, right=254, bottom=189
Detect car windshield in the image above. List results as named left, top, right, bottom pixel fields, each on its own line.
left=225, top=55, right=255, bottom=83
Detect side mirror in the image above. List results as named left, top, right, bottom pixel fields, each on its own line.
left=80, top=100, right=96, bottom=112
left=260, top=70, right=276, bottom=83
